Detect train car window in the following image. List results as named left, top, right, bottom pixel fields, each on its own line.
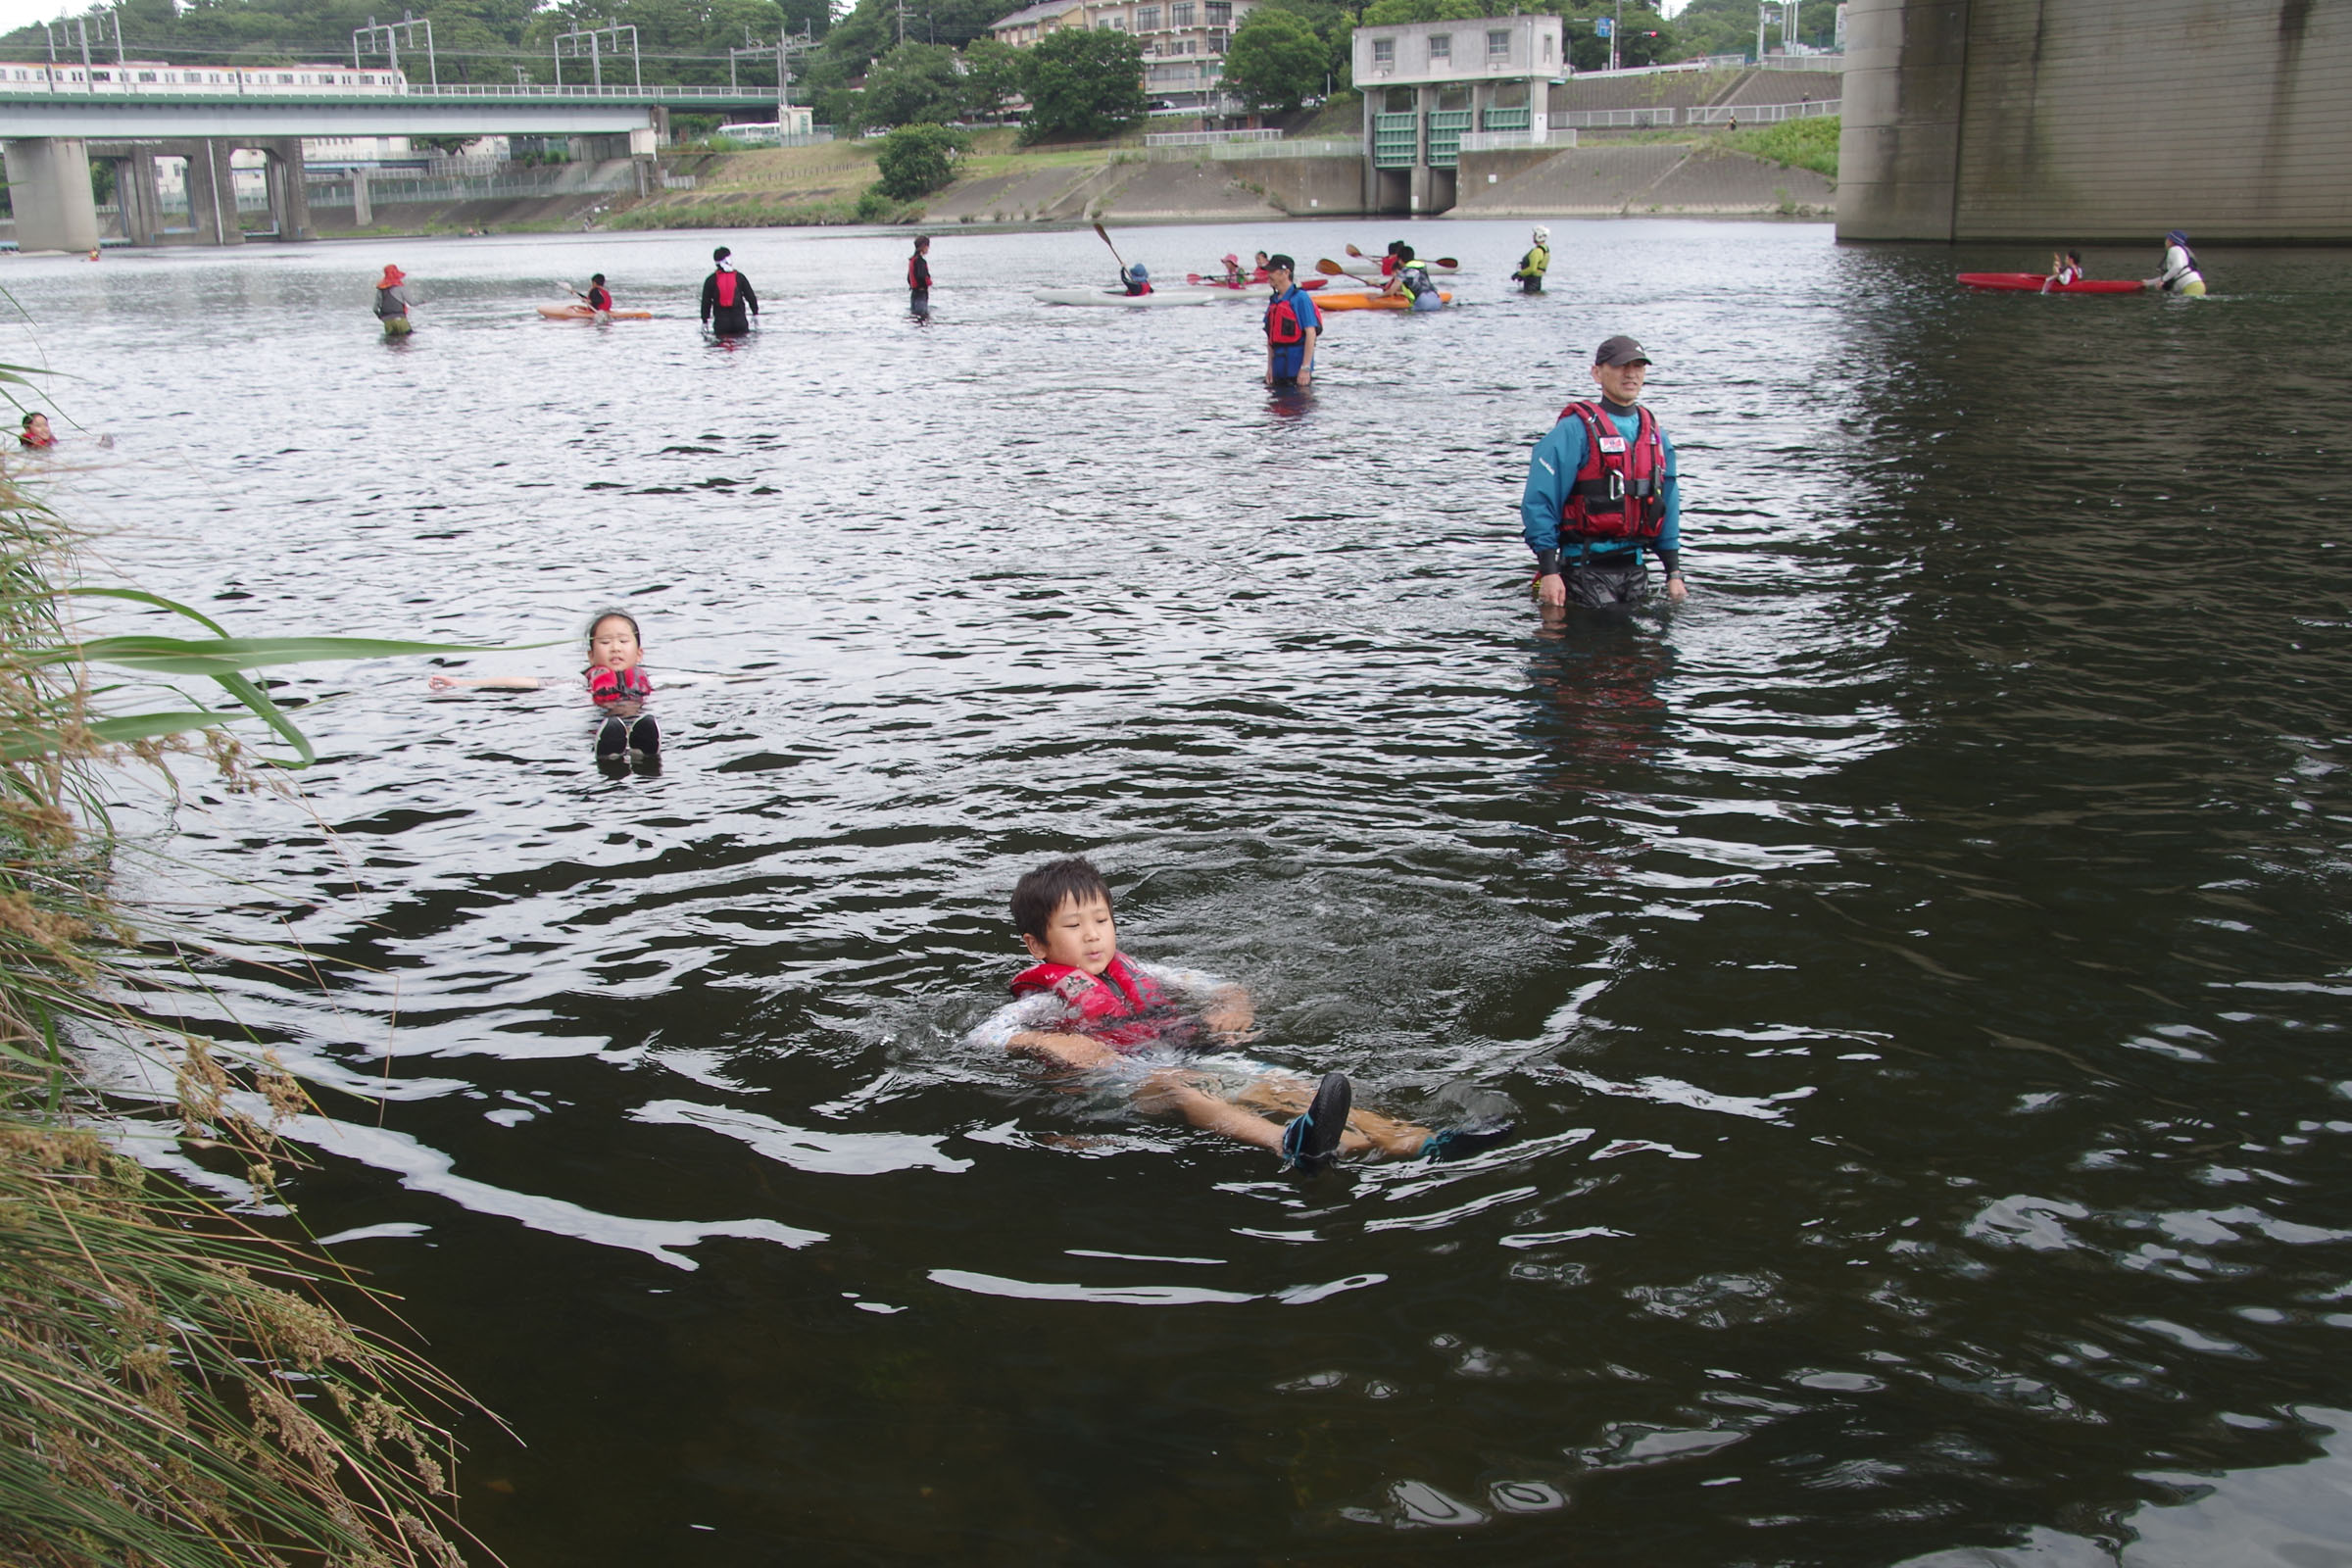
left=138, top=71, right=157, bottom=81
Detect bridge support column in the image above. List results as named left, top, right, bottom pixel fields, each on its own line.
left=114, top=149, right=164, bottom=245
left=182, top=138, right=243, bottom=246
left=351, top=167, right=372, bottom=227
left=258, top=138, right=312, bottom=240
left=1, top=139, right=101, bottom=253
left=1836, top=0, right=1971, bottom=241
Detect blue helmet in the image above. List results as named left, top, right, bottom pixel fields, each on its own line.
left=2165, top=229, right=2188, bottom=246
left=1128, top=263, right=1149, bottom=280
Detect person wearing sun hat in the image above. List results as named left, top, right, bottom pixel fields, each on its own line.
left=372, top=263, right=413, bottom=335
left=1520, top=334, right=1687, bottom=613
left=2144, top=229, right=2205, bottom=296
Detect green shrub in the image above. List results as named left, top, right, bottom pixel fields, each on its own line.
left=1726, top=115, right=1838, bottom=179
left=872, top=123, right=968, bottom=200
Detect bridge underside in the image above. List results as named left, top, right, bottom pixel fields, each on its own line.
left=0, top=97, right=685, bottom=250
left=1838, top=0, right=2352, bottom=243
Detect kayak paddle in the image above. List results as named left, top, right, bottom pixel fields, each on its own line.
left=1093, top=222, right=1135, bottom=289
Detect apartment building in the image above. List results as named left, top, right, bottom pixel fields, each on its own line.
left=989, top=0, right=1259, bottom=115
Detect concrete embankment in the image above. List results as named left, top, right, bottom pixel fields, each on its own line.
left=1456, top=142, right=1835, bottom=218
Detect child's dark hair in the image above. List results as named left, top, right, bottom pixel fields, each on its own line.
left=2067, top=250, right=2082, bottom=266
left=586, top=610, right=641, bottom=650
left=1011, top=856, right=1114, bottom=940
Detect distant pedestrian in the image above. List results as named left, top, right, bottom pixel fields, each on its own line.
left=701, top=245, right=759, bottom=335
left=1521, top=335, right=1687, bottom=615
left=373, top=263, right=413, bottom=336
left=908, top=235, right=932, bottom=316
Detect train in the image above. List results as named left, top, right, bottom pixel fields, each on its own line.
left=0, top=61, right=414, bottom=93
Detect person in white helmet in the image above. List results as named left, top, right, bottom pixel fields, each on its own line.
left=1512, top=225, right=1551, bottom=295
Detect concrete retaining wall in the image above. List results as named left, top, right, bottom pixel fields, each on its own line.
left=1841, top=0, right=2352, bottom=242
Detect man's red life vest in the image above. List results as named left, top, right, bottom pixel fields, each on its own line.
left=1009, top=954, right=1177, bottom=1053
left=587, top=665, right=652, bottom=705
left=713, top=270, right=740, bottom=309
left=1265, top=290, right=1308, bottom=346
left=908, top=254, right=929, bottom=288
left=1557, top=399, right=1667, bottom=543
left=585, top=285, right=612, bottom=311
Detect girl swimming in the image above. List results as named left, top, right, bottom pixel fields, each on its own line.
left=428, top=611, right=660, bottom=759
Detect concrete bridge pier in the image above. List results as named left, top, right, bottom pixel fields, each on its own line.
left=1, top=138, right=102, bottom=253
left=254, top=138, right=312, bottom=241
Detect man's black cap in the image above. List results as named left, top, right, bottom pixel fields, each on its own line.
left=1594, top=334, right=1651, bottom=367
left=712, top=245, right=731, bottom=261
left=1265, top=254, right=1296, bottom=272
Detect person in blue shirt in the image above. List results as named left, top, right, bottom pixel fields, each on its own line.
left=1261, top=254, right=1320, bottom=388
left=1521, top=334, right=1688, bottom=613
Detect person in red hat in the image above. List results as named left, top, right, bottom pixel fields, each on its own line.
left=373, top=264, right=414, bottom=335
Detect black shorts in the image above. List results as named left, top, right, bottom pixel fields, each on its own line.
left=1544, top=557, right=1650, bottom=609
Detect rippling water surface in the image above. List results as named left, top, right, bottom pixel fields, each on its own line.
left=16, top=220, right=2352, bottom=1565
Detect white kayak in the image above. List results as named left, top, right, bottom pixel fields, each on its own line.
left=1034, top=288, right=1214, bottom=307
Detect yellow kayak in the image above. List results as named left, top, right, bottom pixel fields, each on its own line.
left=1315, top=291, right=1450, bottom=312
left=537, top=304, right=655, bottom=320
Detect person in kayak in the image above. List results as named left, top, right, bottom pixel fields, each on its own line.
left=1382, top=244, right=1445, bottom=313
left=970, top=856, right=1502, bottom=1170
left=2044, top=250, right=2083, bottom=287
left=372, top=264, right=413, bottom=334
left=1512, top=226, right=1551, bottom=294
left=19, top=412, right=56, bottom=449
left=1261, top=254, right=1320, bottom=389
left=1522, top=334, right=1688, bottom=614
left=2145, top=230, right=2205, bottom=296
left=583, top=273, right=612, bottom=313
left=701, top=246, right=760, bottom=334
left=1121, top=263, right=1152, bottom=296
left=907, top=235, right=932, bottom=315
left=1251, top=250, right=1273, bottom=281
left=427, top=611, right=661, bottom=760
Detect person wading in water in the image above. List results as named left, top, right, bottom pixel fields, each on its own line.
left=701, top=246, right=760, bottom=336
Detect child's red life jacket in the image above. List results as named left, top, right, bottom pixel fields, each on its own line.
left=587, top=665, right=652, bottom=705
left=713, top=270, right=740, bottom=308
left=1558, top=399, right=1668, bottom=543
left=1009, top=954, right=1176, bottom=1053
left=585, top=285, right=612, bottom=310
left=1265, top=290, right=1308, bottom=346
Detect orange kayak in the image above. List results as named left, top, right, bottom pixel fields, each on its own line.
left=1315, top=291, right=1450, bottom=311
left=537, top=304, right=655, bottom=320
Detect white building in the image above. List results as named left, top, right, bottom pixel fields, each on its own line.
left=990, top=0, right=1259, bottom=116
left=1351, top=15, right=1563, bottom=211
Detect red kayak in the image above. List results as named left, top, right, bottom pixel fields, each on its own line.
left=1958, top=272, right=2146, bottom=294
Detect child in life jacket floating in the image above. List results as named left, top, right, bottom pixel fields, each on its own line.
left=969, top=856, right=1509, bottom=1171
left=427, top=610, right=660, bottom=760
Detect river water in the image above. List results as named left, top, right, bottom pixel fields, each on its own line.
left=15, top=219, right=2352, bottom=1565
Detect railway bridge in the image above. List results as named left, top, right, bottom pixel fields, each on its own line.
left=0, top=81, right=781, bottom=250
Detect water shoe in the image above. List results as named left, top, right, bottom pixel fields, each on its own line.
left=595, top=716, right=628, bottom=759
left=629, top=714, right=661, bottom=756
left=1280, top=1072, right=1351, bottom=1172
left=1419, top=1122, right=1516, bottom=1163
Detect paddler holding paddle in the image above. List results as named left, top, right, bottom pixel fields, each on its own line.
left=582, top=273, right=613, bottom=314
left=1521, top=335, right=1687, bottom=614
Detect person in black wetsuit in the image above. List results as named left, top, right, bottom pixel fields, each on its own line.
left=700, top=246, right=759, bottom=335
left=583, top=273, right=612, bottom=312
left=907, top=236, right=932, bottom=316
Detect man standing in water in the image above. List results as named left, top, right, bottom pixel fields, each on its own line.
left=700, top=245, right=759, bottom=336
left=907, top=235, right=932, bottom=316
left=1512, top=226, right=1550, bottom=294
left=1521, top=335, right=1688, bottom=613
left=1261, top=255, right=1319, bottom=389
left=373, top=264, right=414, bottom=335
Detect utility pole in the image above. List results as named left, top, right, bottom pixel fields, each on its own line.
left=555, top=20, right=641, bottom=91
left=730, top=24, right=815, bottom=112
left=354, top=13, right=437, bottom=90
left=1610, top=0, right=1621, bottom=70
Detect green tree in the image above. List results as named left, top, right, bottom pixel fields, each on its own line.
left=1019, top=25, right=1146, bottom=141
left=1221, top=7, right=1327, bottom=113
left=960, top=36, right=1026, bottom=121
left=1544, top=3, right=1672, bottom=71
left=859, top=40, right=964, bottom=126
left=872, top=122, right=968, bottom=197
left=1357, top=0, right=1483, bottom=25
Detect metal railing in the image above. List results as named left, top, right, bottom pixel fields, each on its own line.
left=0, top=79, right=780, bottom=103
left=303, top=165, right=639, bottom=205
left=1754, top=52, right=1843, bottom=72
left=1457, top=126, right=1579, bottom=153
left=1684, top=98, right=1839, bottom=124
left=1142, top=126, right=1281, bottom=147
left=1142, top=136, right=1355, bottom=161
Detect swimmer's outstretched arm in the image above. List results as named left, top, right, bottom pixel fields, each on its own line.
left=1005, top=1030, right=1122, bottom=1071
left=427, top=675, right=550, bottom=690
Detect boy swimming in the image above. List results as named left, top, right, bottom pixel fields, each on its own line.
left=972, top=856, right=1506, bottom=1170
